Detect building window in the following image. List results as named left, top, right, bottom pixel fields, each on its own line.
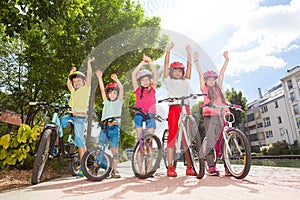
left=257, top=123, right=263, bottom=128
left=263, top=117, right=271, bottom=127
left=261, top=105, right=268, bottom=113
left=247, top=113, right=255, bottom=122
left=277, top=116, right=282, bottom=124
left=287, top=80, right=293, bottom=90
left=293, top=104, right=299, bottom=115
left=274, top=101, right=278, bottom=108
left=290, top=92, right=296, bottom=103
left=266, top=130, right=273, bottom=138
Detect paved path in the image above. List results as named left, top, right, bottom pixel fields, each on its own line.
left=1, top=161, right=299, bottom=200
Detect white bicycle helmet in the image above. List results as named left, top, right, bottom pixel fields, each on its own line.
left=136, top=69, right=152, bottom=82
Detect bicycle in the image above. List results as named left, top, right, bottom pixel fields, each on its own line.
left=81, top=116, right=120, bottom=181
left=29, top=102, right=80, bottom=185
left=198, top=103, right=251, bottom=179
left=129, top=106, right=163, bottom=179
left=158, top=93, right=206, bottom=177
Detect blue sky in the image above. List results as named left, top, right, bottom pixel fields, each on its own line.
left=137, top=0, right=300, bottom=103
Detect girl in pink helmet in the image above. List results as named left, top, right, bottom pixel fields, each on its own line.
left=194, top=51, right=229, bottom=176
left=95, top=69, right=124, bottom=178
left=163, top=42, right=196, bottom=177
left=132, top=54, right=158, bottom=136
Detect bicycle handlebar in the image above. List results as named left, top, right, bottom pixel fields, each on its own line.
left=201, top=103, right=243, bottom=111
left=29, top=102, right=71, bottom=110
left=128, top=106, right=164, bottom=122
left=158, top=93, right=207, bottom=103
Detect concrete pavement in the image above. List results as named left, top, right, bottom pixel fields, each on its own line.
left=0, top=161, right=299, bottom=200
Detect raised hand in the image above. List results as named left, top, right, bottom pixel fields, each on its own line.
left=88, top=57, right=96, bottom=63
left=223, top=51, right=229, bottom=61
left=95, top=69, right=103, bottom=78
left=111, top=74, right=119, bottom=81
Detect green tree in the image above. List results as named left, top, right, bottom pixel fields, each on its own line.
left=225, top=88, right=247, bottom=127
left=191, top=101, right=205, bottom=140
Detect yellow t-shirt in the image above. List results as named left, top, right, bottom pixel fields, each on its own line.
left=68, top=85, right=90, bottom=114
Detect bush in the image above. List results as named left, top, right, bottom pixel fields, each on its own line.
left=260, top=146, right=268, bottom=155
left=0, top=124, right=43, bottom=169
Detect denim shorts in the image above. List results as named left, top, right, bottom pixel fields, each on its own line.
left=99, top=125, right=120, bottom=148
left=134, top=113, right=156, bottom=129
left=60, top=114, right=86, bottom=147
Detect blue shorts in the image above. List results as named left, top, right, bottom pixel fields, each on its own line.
left=99, top=125, right=120, bottom=148
left=134, top=113, right=156, bottom=129
left=60, top=114, right=86, bottom=147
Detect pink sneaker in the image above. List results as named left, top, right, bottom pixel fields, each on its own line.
left=208, top=166, right=220, bottom=176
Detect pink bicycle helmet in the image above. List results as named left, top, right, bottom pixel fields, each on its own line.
left=203, top=70, right=218, bottom=80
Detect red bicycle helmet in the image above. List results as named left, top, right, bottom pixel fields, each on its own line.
left=203, top=70, right=218, bottom=80
left=105, top=83, right=119, bottom=93
left=170, top=61, right=185, bottom=69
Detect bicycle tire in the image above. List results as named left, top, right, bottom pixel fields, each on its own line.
left=223, top=129, right=251, bottom=179
left=67, top=144, right=80, bottom=176
left=132, top=133, right=162, bottom=179
left=162, top=130, right=177, bottom=169
left=185, top=116, right=202, bottom=176
left=81, top=147, right=113, bottom=181
left=31, top=128, right=52, bottom=185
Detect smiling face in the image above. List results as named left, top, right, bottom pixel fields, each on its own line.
left=172, top=68, right=184, bottom=79
left=140, top=76, right=151, bottom=88
left=107, top=89, right=118, bottom=101
left=72, top=77, right=85, bottom=89
left=205, top=77, right=217, bottom=87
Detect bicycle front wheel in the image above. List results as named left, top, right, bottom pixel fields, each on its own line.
left=223, top=129, right=251, bottom=179
left=132, top=133, right=162, bottom=179
left=81, top=147, right=113, bottom=181
left=185, top=116, right=204, bottom=178
left=31, top=128, right=52, bottom=185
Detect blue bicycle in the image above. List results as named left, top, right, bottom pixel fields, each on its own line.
left=81, top=117, right=120, bottom=181
left=30, top=102, right=80, bottom=185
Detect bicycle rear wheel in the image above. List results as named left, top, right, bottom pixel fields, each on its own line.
left=31, top=128, right=52, bottom=185
left=185, top=116, right=204, bottom=177
left=223, top=129, right=251, bottom=179
left=162, top=130, right=177, bottom=169
left=132, top=133, right=162, bottom=179
left=81, top=147, right=113, bottom=181
left=67, top=144, right=80, bottom=176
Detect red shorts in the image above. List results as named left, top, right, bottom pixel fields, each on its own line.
left=167, top=105, right=190, bottom=148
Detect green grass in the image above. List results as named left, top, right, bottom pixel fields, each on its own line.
left=251, top=159, right=300, bottom=168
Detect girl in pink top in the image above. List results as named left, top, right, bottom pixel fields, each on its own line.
left=131, top=54, right=158, bottom=139
left=194, top=50, right=230, bottom=176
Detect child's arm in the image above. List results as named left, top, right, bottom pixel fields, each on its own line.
left=194, top=51, right=205, bottom=91
left=143, top=54, right=158, bottom=89
left=163, top=42, right=174, bottom=78
left=111, top=74, right=124, bottom=101
left=185, top=44, right=192, bottom=79
left=67, top=67, right=76, bottom=92
left=95, top=70, right=106, bottom=101
left=218, top=51, right=229, bottom=90
left=132, top=59, right=146, bottom=91
left=86, top=57, right=95, bottom=87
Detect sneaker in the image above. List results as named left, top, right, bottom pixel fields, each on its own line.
left=224, top=167, right=232, bottom=176
left=186, top=166, right=196, bottom=176
left=111, top=170, right=121, bottom=178
left=208, top=166, right=220, bottom=176
left=167, top=166, right=177, bottom=177
left=53, top=146, right=58, bottom=156
left=77, top=167, right=84, bottom=177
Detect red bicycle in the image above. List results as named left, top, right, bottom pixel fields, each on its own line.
left=198, top=103, right=251, bottom=179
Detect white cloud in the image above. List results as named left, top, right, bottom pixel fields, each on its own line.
left=138, top=0, right=300, bottom=76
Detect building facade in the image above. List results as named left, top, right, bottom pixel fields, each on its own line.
left=244, top=84, right=293, bottom=152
